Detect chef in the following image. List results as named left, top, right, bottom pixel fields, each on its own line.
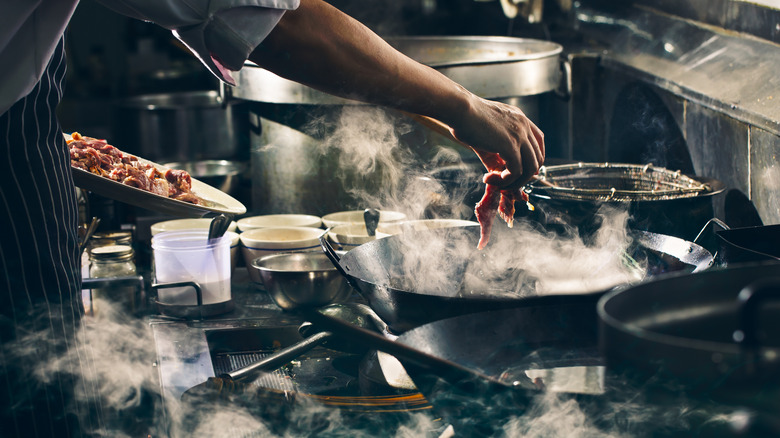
left=0, top=1, right=544, bottom=436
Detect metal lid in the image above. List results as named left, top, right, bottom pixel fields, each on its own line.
left=88, top=244, right=134, bottom=261
left=92, top=231, right=133, bottom=246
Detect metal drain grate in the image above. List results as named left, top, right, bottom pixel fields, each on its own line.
left=212, top=351, right=296, bottom=392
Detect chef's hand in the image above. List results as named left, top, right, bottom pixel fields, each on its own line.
left=449, top=97, right=545, bottom=189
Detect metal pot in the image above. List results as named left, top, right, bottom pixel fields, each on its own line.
left=523, top=163, right=726, bottom=242
left=162, top=160, right=245, bottom=197
left=233, top=36, right=564, bottom=104
left=112, top=90, right=249, bottom=163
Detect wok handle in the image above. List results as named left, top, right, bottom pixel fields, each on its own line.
left=693, top=218, right=730, bottom=244
left=300, top=306, right=499, bottom=388
left=693, top=218, right=730, bottom=262
left=733, top=278, right=780, bottom=374
left=319, top=233, right=357, bottom=285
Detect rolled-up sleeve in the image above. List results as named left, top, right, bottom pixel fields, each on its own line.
left=97, top=0, right=300, bottom=85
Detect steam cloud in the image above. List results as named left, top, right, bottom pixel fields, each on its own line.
left=300, top=105, right=477, bottom=220
left=385, top=205, right=645, bottom=299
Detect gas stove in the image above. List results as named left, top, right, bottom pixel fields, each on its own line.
left=149, top=270, right=779, bottom=437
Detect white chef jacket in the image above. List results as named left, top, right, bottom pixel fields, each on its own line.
left=0, top=0, right=300, bottom=115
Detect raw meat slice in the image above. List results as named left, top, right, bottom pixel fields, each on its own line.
left=475, top=183, right=501, bottom=250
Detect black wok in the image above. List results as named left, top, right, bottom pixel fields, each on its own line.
left=598, top=261, right=780, bottom=412
left=697, top=218, right=780, bottom=264
left=303, top=304, right=770, bottom=437
left=321, top=223, right=714, bottom=333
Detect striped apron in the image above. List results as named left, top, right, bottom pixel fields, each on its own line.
left=0, top=37, right=103, bottom=437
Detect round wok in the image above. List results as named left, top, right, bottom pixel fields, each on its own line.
left=321, top=223, right=714, bottom=333
left=598, top=261, right=780, bottom=412
left=302, top=303, right=767, bottom=437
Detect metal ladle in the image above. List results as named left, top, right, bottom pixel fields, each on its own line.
left=207, top=214, right=232, bottom=242
left=78, top=217, right=101, bottom=257
left=364, top=208, right=380, bottom=237
left=220, top=303, right=383, bottom=383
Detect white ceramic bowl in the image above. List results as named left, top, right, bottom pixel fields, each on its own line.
left=239, top=227, right=325, bottom=282
left=150, top=219, right=240, bottom=271
left=327, top=224, right=376, bottom=250
left=237, top=214, right=322, bottom=232
left=150, top=218, right=237, bottom=236
left=375, top=219, right=479, bottom=239
left=321, top=210, right=406, bottom=228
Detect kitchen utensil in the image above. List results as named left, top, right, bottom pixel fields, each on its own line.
left=162, top=160, right=245, bottom=196
left=303, top=303, right=776, bottom=437
left=233, top=36, right=563, bottom=104
left=222, top=303, right=380, bottom=382
left=72, top=155, right=246, bottom=217
left=375, top=219, right=479, bottom=239
left=326, top=224, right=376, bottom=250
left=236, top=214, right=322, bottom=232
left=695, top=218, right=780, bottom=265
left=240, top=227, right=325, bottom=281
left=207, top=214, right=231, bottom=242
left=321, top=210, right=406, bottom=228
left=151, top=230, right=233, bottom=317
left=598, top=261, right=780, bottom=412
left=522, top=163, right=725, bottom=242
left=301, top=304, right=533, bottom=392
left=322, top=224, right=713, bottom=333
left=248, top=252, right=351, bottom=310
left=112, top=90, right=249, bottom=163
left=151, top=219, right=240, bottom=274
left=364, top=208, right=379, bottom=237
left=151, top=218, right=238, bottom=235
left=78, top=217, right=101, bottom=256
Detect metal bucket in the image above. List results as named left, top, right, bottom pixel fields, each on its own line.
left=111, top=90, right=249, bottom=163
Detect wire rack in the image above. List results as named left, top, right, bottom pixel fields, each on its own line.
left=527, top=163, right=711, bottom=201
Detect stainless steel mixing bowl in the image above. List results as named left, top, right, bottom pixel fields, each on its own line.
left=249, top=252, right=351, bottom=310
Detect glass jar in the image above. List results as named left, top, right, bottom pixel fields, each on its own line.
left=87, top=245, right=137, bottom=316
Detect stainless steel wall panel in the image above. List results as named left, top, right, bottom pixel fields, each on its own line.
left=750, top=126, right=780, bottom=224
left=685, top=103, right=749, bottom=219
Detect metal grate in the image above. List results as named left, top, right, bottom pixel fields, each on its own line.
left=212, top=351, right=296, bottom=392
left=527, top=163, right=711, bottom=201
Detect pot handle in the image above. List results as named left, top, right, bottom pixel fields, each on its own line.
left=320, top=233, right=365, bottom=295
left=693, top=218, right=730, bottom=261
left=152, top=281, right=204, bottom=306
left=733, top=278, right=780, bottom=374
left=693, top=218, right=730, bottom=244
left=319, top=232, right=357, bottom=285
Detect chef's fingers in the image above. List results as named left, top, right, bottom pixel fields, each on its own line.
left=489, top=127, right=544, bottom=189
left=531, top=120, right=545, bottom=164
left=470, top=148, right=506, bottom=173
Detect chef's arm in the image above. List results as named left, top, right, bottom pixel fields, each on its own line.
left=248, top=0, right=544, bottom=187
